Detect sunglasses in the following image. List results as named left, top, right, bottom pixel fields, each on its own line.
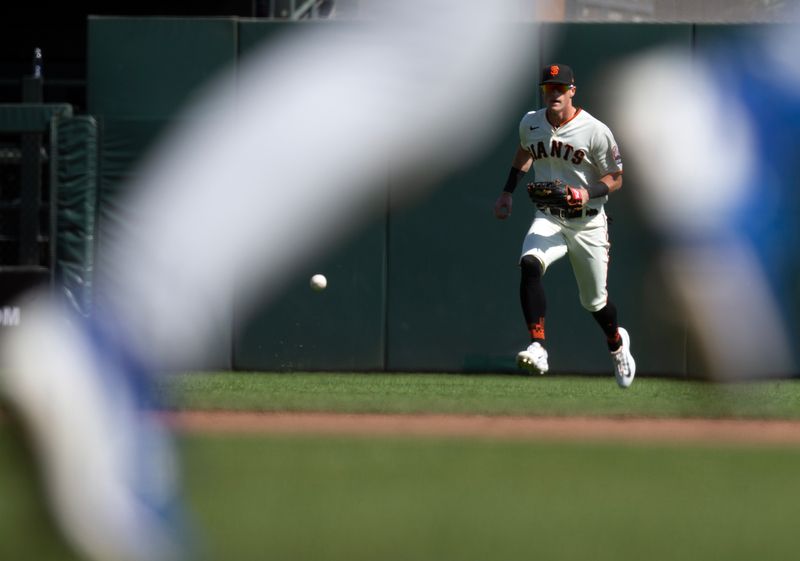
left=540, top=84, right=573, bottom=94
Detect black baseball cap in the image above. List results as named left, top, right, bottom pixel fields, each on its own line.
left=539, top=63, right=575, bottom=86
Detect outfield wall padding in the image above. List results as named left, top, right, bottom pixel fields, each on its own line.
left=87, top=17, right=239, bottom=370
left=54, top=116, right=99, bottom=316
left=84, top=19, right=796, bottom=376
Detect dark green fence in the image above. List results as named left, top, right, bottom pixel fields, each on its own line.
left=80, top=18, right=793, bottom=376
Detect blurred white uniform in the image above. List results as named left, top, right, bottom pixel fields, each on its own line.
left=609, top=23, right=800, bottom=379
left=0, top=2, right=537, bottom=561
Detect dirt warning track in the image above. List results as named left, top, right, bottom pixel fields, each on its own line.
left=165, top=411, right=800, bottom=445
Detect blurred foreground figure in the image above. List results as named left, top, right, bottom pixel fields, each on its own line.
left=0, top=2, right=534, bottom=560
left=608, top=24, right=800, bottom=380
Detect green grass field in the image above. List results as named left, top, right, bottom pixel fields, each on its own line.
left=3, top=372, right=800, bottom=561
left=162, top=372, right=800, bottom=419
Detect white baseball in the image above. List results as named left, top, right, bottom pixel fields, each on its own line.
left=310, top=274, right=327, bottom=292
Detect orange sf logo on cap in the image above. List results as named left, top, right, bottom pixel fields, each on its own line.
left=550, top=65, right=560, bottom=77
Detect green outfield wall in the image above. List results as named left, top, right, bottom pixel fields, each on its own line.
left=84, top=19, right=793, bottom=376
left=87, top=17, right=239, bottom=369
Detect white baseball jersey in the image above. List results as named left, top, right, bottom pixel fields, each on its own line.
left=518, top=107, right=623, bottom=312
left=519, top=108, right=622, bottom=210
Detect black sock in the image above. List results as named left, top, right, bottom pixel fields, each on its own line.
left=591, top=301, right=622, bottom=351
left=520, top=255, right=546, bottom=343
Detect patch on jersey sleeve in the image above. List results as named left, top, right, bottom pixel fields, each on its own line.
left=612, top=144, right=623, bottom=168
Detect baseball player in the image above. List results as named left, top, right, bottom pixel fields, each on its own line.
left=493, top=63, right=636, bottom=388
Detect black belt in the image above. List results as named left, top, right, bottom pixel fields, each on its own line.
left=540, top=206, right=599, bottom=219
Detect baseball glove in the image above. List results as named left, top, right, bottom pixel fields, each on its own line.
left=527, top=180, right=583, bottom=209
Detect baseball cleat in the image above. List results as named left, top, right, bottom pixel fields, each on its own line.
left=0, top=293, right=193, bottom=561
left=516, top=341, right=549, bottom=375
left=611, top=327, right=636, bottom=388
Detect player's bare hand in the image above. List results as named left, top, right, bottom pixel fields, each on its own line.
left=494, top=192, right=513, bottom=219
